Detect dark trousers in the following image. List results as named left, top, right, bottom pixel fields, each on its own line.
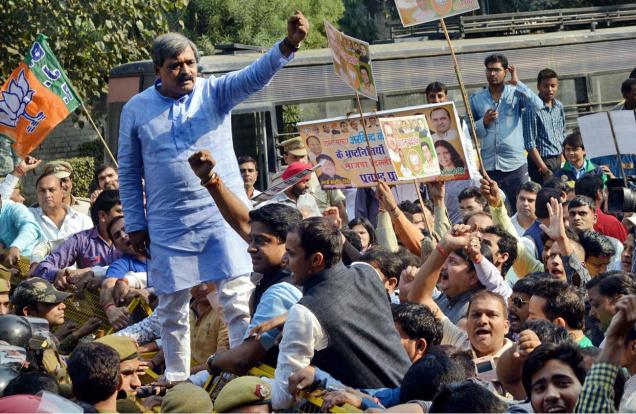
left=528, top=155, right=562, bottom=184
left=487, top=164, right=529, bottom=215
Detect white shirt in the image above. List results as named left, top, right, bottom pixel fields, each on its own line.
left=272, top=303, right=327, bottom=410
left=28, top=205, right=93, bottom=242
left=0, top=174, right=19, bottom=201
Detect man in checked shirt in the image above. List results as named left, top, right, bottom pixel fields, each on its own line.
left=523, top=68, right=566, bottom=185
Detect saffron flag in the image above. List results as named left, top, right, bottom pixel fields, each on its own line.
left=0, top=34, right=81, bottom=158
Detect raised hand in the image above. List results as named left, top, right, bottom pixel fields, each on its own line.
left=287, top=11, right=310, bottom=47
left=188, top=150, right=216, bottom=183
left=322, top=207, right=342, bottom=229
left=539, top=197, right=566, bottom=242
left=508, top=64, right=519, bottom=85
left=426, top=180, right=445, bottom=204
left=480, top=177, right=501, bottom=207
left=376, top=180, right=397, bottom=213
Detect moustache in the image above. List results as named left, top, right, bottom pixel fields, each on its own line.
left=178, top=74, right=194, bottom=83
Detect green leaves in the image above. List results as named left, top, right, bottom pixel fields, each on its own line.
left=0, top=0, right=188, bottom=120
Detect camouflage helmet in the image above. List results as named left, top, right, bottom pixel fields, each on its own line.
left=11, top=278, right=71, bottom=309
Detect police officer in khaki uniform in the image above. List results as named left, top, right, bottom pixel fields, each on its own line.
left=11, top=278, right=72, bottom=387
left=96, top=335, right=148, bottom=413
left=275, top=137, right=348, bottom=221
left=214, top=376, right=272, bottom=413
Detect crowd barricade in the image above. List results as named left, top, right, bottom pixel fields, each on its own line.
left=203, top=364, right=361, bottom=413
left=63, top=291, right=152, bottom=334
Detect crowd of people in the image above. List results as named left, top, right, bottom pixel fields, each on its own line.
left=1, top=9, right=636, bottom=414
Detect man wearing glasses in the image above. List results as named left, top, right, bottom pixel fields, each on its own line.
left=469, top=54, right=544, bottom=214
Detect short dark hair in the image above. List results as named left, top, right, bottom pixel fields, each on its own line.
left=630, top=67, right=636, bottom=79
left=523, top=319, right=572, bottom=344
left=95, top=164, right=117, bottom=179
left=543, top=176, right=570, bottom=195
left=3, top=371, right=59, bottom=396
left=537, top=68, right=558, bottom=85
left=431, top=107, right=452, bottom=120
left=575, top=174, right=604, bottom=200
left=316, top=153, right=335, bottom=164
left=68, top=342, right=120, bottom=405
left=392, top=303, right=443, bottom=346
left=399, top=353, right=466, bottom=403
left=341, top=228, right=362, bottom=252
left=533, top=280, right=585, bottom=329
left=398, top=200, right=422, bottom=214
left=535, top=188, right=562, bottom=219
left=347, top=217, right=377, bottom=246
left=90, top=189, right=120, bottom=226
left=458, top=187, right=487, bottom=208
left=35, top=172, right=62, bottom=189
left=563, top=132, right=584, bottom=151
left=568, top=195, right=596, bottom=213
left=361, top=246, right=403, bottom=281
left=519, top=181, right=542, bottom=195
left=622, top=78, right=636, bottom=95
left=512, top=274, right=545, bottom=296
left=467, top=290, right=508, bottom=319
left=484, top=53, right=508, bottom=69
left=521, top=342, right=586, bottom=400
left=579, top=230, right=616, bottom=259
left=482, top=225, right=518, bottom=274
left=430, top=380, right=507, bottom=413
left=292, top=217, right=342, bottom=267
left=249, top=203, right=302, bottom=242
left=425, top=81, right=448, bottom=96
left=237, top=155, right=258, bottom=167
left=586, top=271, right=636, bottom=297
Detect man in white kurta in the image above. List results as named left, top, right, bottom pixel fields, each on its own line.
left=117, top=14, right=309, bottom=381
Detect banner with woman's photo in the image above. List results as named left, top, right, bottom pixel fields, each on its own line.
left=297, top=102, right=473, bottom=189
left=378, top=115, right=441, bottom=180
left=324, top=20, right=378, bottom=101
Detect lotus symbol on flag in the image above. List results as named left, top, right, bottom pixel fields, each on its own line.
left=0, top=70, right=46, bottom=133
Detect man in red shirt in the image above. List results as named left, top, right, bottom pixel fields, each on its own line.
left=575, top=174, right=627, bottom=242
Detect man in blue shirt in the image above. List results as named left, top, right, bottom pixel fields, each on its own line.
left=118, top=14, right=310, bottom=382
left=523, top=68, right=566, bottom=184
left=470, top=54, right=544, bottom=214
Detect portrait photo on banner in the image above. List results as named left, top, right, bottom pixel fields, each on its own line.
left=394, top=0, right=480, bottom=27
left=378, top=114, right=441, bottom=180
left=297, top=102, right=472, bottom=189
left=324, top=20, right=378, bottom=101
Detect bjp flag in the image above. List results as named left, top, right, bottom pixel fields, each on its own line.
left=0, top=34, right=81, bottom=158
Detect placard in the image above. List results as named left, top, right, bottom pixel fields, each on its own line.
left=298, top=102, right=472, bottom=189
left=378, top=115, right=441, bottom=180
left=324, top=20, right=378, bottom=101
left=395, top=0, right=480, bottom=27
left=578, top=111, right=636, bottom=159
left=251, top=163, right=322, bottom=204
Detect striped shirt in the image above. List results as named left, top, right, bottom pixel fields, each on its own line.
left=523, top=98, right=566, bottom=157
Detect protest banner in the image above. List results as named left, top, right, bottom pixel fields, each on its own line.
left=579, top=110, right=636, bottom=185
left=324, top=20, right=378, bottom=101
left=0, top=34, right=117, bottom=164
left=395, top=0, right=480, bottom=27
left=298, top=102, right=472, bottom=189
left=378, top=115, right=441, bottom=180
left=251, top=163, right=322, bottom=204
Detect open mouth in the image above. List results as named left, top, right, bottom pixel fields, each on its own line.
left=474, top=328, right=491, bottom=339
left=544, top=405, right=567, bottom=413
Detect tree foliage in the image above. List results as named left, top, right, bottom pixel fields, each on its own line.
left=0, top=0, right=187, bottom=114
left=339, top=0, right=379, bottom=43
left=180, top=0, right=345, bottom=54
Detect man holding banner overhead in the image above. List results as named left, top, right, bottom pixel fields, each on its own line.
left=117, top=13, right=309, bottom=382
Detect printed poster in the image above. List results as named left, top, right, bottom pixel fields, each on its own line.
left=324, top=20, right=378, bottom=101
left=378, top=115, right=441, bottom=180
left=298, top=102, right=472, bottom=189
left=395, top=0, right=480, bottom=27
left=251, top=163, right=322, bottom=204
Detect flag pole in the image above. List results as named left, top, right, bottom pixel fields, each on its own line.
left=439, top=18, right=487, bottom=179
left=354, top=91, right=379, bottom=180
left=80, top=103, right=118, bottom=167
left=606, top=111, right=628, bottom=187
